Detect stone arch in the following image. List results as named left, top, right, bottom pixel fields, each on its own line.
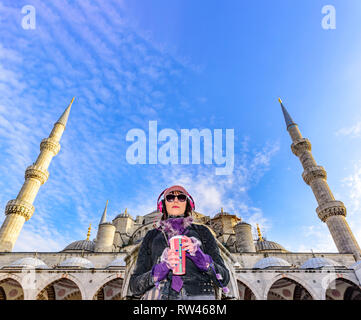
left=0, top=273, right=22, bottom=283
left=0, top=286, right=5, bottom=299
left=93, top=275, right=124, bottom=300
left=63, top=290, right=82, bottom=300
left=325, top=277, right=361, bottom=300
left=36, top=274, right=84, bottom=300
left=268, top=291, right=286, bottom=299
left=235, top=275, right=262, bottom=300
left=265, top=275, right=315, bottom=300
left=0, top=277, right=24, bottom=300
left=237, top=279, right=256, bottom=300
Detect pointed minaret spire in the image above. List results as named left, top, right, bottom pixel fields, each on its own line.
left=278, top=98, right=297, bottom=130
left=0, top=98, right=74, bottom=252
left=94, top=203, right=116, bottom=252
left=56, top=97, right=74, bottom=127
left=279, top=98, right=361, bottom=261
left=99, top=200, right=109, bottom=224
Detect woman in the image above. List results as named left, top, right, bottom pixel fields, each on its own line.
left=129, top=185, right=230, bottom=300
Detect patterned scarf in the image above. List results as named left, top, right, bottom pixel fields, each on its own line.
left=157, top=215, right=194, bottom=239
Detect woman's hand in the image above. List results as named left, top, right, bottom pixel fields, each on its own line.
left=181, top=236, right=199, bottom=255
left=152, top=247, right=178, bottom=282
left=167, top=248, right=180, bottom=269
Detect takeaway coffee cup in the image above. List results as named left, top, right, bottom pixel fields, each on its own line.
left=169, top=235, right=187, bottom=275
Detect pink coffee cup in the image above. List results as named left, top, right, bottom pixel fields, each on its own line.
left=169, top=235, right=186, bottom=275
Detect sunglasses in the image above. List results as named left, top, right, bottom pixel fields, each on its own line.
left=165, top=194, right=187, bottom=202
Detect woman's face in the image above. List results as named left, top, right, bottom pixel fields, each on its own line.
left=165, top=190, right=187, bottom=216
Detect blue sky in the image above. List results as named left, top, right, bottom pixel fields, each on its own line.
left=0, top=0, right=360, bottom=252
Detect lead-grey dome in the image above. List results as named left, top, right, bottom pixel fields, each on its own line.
left=255, top=240, right=288, bottom=253
left=300, top=257, right=342, bottom=269
left=235, top=221, right=251, bottom=226
left=58, top=257, right=94, bottom=269
left=3, top=257, right=50, bottom=269
left=254, top=257, right=291, bottom=269
left=62, top=240, right=95, bottom=252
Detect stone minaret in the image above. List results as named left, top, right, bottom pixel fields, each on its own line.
left=234, top=221, right=256, bottom=253
left=95, top=200, right=115, bottom=252
left=279, top=98, right=361, bottom=261
left=0, top=98, right=74, bottom=252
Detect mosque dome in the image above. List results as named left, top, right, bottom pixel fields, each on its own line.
left=106, top=257, right=126, bottom=268
left=235, top=221, right=250, bottom=226
left=62, top=240, right=95, bottom=252
left=255, top=240, right=288, bottom=253
left=57, top=257, right=94, bottom=269
left=300, top=257, right=342, bottom=269
left=3, top=257, right=50, bottom=269
left=253, top=257, right=291, bottom=269
left=214, top=208, right=233, bottom=218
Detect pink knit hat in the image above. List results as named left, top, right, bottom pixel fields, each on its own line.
left=163, top=185, right=188, bottom=197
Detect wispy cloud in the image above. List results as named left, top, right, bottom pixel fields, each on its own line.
left=0, top=0, right=191, bottom=251
left=335, top=121, right=361, bottom=138
left=295, top=225, right=338, bottom=253
left=0, top=1, right=279, bottom=252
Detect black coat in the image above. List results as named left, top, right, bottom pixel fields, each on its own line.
left=129, top=223, right=230, bottom=299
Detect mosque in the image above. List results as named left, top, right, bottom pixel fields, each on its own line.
left=0, top=98, right=360, bottom=300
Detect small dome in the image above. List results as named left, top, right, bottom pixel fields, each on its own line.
left=214, top=211, right=233, bottom=218
left=300, top=257, right=342, bottom=269
left=58, top=257, right=94, bottom=269
left=62, top=240, right=95, bottom=252
left=255, top=240, right=288, bottom=252
left=3, top=257, right=50, bottom=269
left=254, top=257, right=291, bottom=269
left=114, top=208, right=132, bottom=220
left=235, top=221, right=249, bottom=226
left=106, top=257, right=126, bottom=268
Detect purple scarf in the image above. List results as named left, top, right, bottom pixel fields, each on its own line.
left=157, top=215, right=194, bottom=238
